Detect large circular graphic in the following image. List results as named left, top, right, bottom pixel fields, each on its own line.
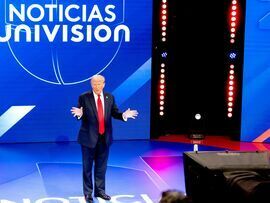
left=5, top=0, right=125, bottom=85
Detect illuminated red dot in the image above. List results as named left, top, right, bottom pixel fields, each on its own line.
left=231, top=22, right=236, bottom=27
left=162, top=10, right=167, bottom=14
left=162, top=21, right=167, bottom=25
left=232, top=1, right=237, bottom=5
left=162, top=15, right=167, bottom=20
left=228, top=102, right=233, bottom=106
left=230, top=70, right=234, bottom=74
left=160, top=95, right=165, bottom=100
left=162, top=0, right=167, bottom=3
left=231, top=28, right=235, bottom=32
left=231, top=33, right=235, bottom=38
left=160, top=79, right=165, bottom=84
left=161, top=74, right=165, bottom=78
left=160, top=106, right=164, bottom=110
left=160, top=85, right=165, bottom=89
left=228, top=113, right=232, bottom=117
left=232, top=6, right=237, bottom=10
left=162, top=37, right=166, bottom=42
left=160, top=111, right=164, bottom=116
left=230, top=64, right=234, bottom=69
left=229, top=75, right=234, bottom=80
left=160, top=90, right=165, bottom=94
left=161, top=69, right=165, bottom=73
left=230, top=39, right=235, bottom=43
left=162, top=26, right=166, bottom=31
left=229, top=91, right=233, bottom=96
left=161, top=63, right=165, bottom=67
left=231, top=17, right=236, bottom=21
left=228, top=97, right=233, bottom=101
left=162, top=32, right=166, bottom=36
left=228, top=107, right=233, bottom=112
left=229, top=86, right=234, bottom=91
left=229, top=81, right=234, bottom=85
left=162, top=4, right=167, bottom=9
left=160, top=101, right=164, bottom=105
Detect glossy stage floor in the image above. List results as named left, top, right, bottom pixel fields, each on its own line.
left=1, top=135, right=269, bottom=203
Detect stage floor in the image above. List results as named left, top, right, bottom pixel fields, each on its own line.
left=0, top=140, right=227, bottom=203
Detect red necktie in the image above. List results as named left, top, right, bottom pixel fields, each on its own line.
left=97, top=94, right=105, bottom=134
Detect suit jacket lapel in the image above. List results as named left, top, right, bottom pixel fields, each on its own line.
left=88, top=92, right=98, bottom=120
left=104, top=93, right=109, bottom=120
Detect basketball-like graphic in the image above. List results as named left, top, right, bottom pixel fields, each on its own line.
left=4, top=0, right=127, bottom=85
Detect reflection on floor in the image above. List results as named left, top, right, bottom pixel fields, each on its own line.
left=0, top=140, right=227, bottom=203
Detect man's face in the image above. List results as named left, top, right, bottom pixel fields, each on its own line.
left=91, top=77, right=105, bottom=95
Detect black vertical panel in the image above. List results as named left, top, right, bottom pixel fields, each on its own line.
left=151, top=0, right=244, bottom=138
left=166, top=0, right=229, bottom=134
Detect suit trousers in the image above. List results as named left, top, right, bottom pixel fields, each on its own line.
left=81, top=135, right=109, bottom=196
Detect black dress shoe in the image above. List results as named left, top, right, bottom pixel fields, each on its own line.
left=95, top=192, right=111, bottom=200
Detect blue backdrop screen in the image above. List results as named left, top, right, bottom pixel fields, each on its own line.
left=0, top=0, right=152, bottom=143
left=241, top=0, right=270, bottom=142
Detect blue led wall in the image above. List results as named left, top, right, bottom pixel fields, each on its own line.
left=0, top=0, right=152, bottom=143
left=241, top=0, right=270, bottom=142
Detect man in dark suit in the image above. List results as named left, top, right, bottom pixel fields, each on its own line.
left=71, top=75, right=138, bottom=203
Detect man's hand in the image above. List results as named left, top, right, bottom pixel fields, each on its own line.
left=123, top=108, right=138, bottom=120
left=71, top=107, right=83, bottom=118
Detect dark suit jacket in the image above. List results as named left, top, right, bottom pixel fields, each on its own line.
left=77, top=91, right=124, bottom=148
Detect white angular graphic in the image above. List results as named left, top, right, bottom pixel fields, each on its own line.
left=0, top=106, right=35, bottom=138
